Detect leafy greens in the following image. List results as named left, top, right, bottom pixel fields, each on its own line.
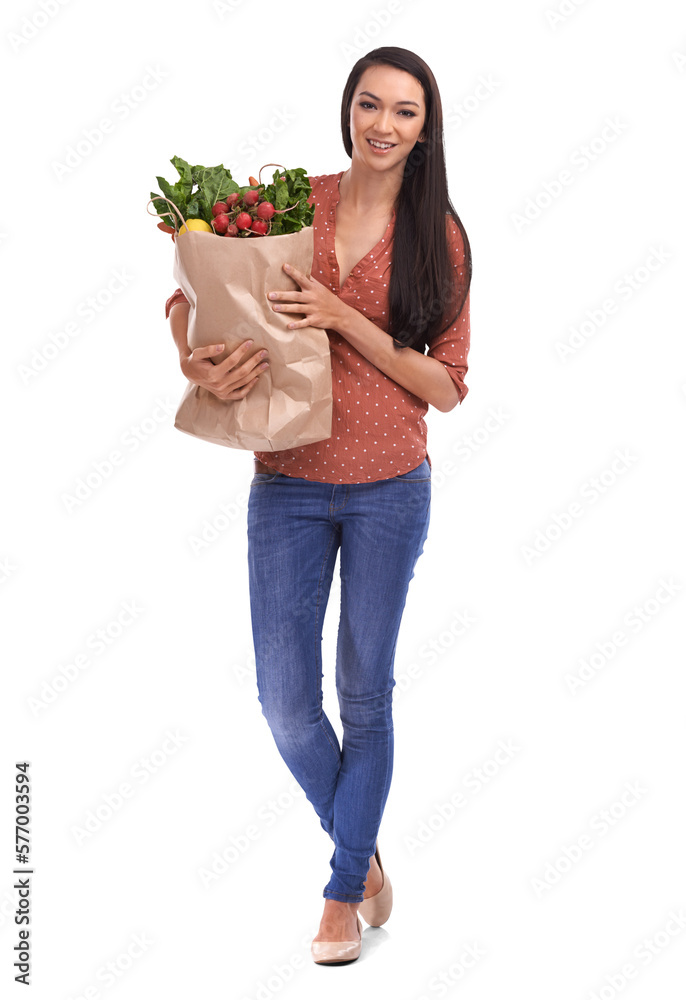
left=150, top=157, right=315, bottom=235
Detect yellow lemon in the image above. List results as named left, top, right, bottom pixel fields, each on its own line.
left=178, top=218, right=213, bottom=235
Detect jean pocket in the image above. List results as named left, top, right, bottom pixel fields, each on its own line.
left=392, top=458, right=431, bottom=481
left=250, top=472, right=285, bottom=485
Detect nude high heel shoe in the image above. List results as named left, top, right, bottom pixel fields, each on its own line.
left=311, top=914, right=363, bottom=964
left=358, top=844, right=393, bottom=927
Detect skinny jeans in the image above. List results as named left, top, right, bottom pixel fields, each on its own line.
left=246, top=457, right=431, bottom=902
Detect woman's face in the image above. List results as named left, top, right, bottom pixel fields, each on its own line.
left=348, top=64, right=426, bottom=171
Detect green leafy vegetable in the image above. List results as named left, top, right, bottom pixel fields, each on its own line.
left=150, top=157, right=314, bottom=235
left=261, top=167, right=315, bottom=235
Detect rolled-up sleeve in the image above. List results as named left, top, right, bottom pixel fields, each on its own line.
left=165, top=288, right=189, bottom=320
left=426, top=217, right=471, bottom=405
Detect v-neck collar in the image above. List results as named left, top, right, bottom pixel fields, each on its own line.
left=329, top=170, right=396, bottom=292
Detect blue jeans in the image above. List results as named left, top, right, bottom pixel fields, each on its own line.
left=246, top=458, right=431, bottom=902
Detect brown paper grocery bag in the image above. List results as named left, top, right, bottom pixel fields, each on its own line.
left=151, top=197, right=333, bottom=451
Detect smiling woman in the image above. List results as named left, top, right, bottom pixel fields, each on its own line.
left=164, top=44, right=473, bottom=968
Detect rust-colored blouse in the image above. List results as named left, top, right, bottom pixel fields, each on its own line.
left=165, top=171, right=470, bottom=483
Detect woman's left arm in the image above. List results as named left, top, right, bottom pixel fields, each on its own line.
left=268, top=263, right=462, bottom=413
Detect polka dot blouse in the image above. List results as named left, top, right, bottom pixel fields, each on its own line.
left=164, top=171, right=471, bottom=484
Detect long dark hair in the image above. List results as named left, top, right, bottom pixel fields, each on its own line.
left=340, top=47, right=472, bottom=352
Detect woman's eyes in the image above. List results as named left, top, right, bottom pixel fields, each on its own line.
left=358, top=101, right=416, bottom=117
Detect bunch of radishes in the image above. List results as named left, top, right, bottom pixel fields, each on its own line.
left=211, top=184, right=279, bottom=238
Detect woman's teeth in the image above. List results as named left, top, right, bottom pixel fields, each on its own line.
left=368, top=139, right=395, bottom=149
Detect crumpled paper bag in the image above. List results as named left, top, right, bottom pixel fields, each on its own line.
left=170, top=222, right=333, bottom=451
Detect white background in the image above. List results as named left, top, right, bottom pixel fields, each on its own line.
left=2, top=0, right=685, bottom=997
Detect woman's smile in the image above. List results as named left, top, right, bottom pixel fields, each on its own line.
left=366, top=137, right=397, bottom=153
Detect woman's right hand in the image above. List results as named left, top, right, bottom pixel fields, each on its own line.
left=180, top=340, right=269, bottom=400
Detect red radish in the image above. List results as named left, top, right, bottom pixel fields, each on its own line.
left=213, top=213, right=231, bottom=234
left=226, top=224, right=238, bottom=237
left=226, top=192, right=240, bottom=208
left=251, top=218, right=268, bottom=235
left=256, top=201, right=275, bottom=220
left=212, top=201, right=228, bottom=217
left=236, top=212, right=252, bottom=230
left=243, top=189, right=260, bottom=207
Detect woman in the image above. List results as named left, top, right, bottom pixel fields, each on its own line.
left=166, top=46, right=471, bottom=965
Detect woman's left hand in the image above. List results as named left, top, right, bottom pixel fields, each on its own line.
left=268, top=263, right=346, bottom=331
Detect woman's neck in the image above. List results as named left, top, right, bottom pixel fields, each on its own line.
left=339, top=158, right=403, bottom=216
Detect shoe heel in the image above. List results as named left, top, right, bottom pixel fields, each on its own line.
left=358, top=844, right=393, bottom=927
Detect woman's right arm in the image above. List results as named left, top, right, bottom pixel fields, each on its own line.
left=168, top=301, right=269, bottom=400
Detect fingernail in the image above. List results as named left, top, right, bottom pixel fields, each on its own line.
left=284, top=263, right=291, bottom=270
left=268, top=292, right=276, bottom=300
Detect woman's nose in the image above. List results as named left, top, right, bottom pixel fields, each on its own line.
left=374, top=109, right=393, bottom=134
